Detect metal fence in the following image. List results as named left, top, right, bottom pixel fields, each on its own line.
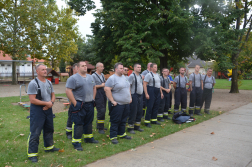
left=0, top=72, right=37, bottom=84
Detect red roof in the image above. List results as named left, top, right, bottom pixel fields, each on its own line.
left=0, top=50, right=45, bottom=62
left=85, top=61, right=95, bottom=69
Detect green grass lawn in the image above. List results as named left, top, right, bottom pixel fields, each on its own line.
left=214, top=79, right=252, bottom=90
left=0, top=94, right=222, bottom=167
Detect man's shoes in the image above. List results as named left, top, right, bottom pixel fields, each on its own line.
left=45, top=147, right=60, bottom=152
left=135, top=128, right=144, bottom=132
left=145, top=123, right=152, bottom=128
left=53, top=114, right=56, bottom=118
left=98, top=129, right=105, bottom=134
left=111, top=139, right=118, bottom=144
left=121, top=135, right=132, bottom=140
left=158, top=118, right=164, bottom=122
left=205, top=111, right=210, bottom=114
left=75, top=147, right=83, bottom=151
left=28, top=156, right=38, bottom=163
left=67, top=134, right=72, bottom=139
left=152, top=121, right=161, bottom=125
left=128, top=130, right=135, bottom=134
left=84, top=138, right=99, bottom=144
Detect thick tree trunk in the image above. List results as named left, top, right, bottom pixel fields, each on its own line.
left=230, top=54, right=239, bottom=93
left=159, top=56, right=168, bottom=74
left=12, top=61, right=17, bottom=85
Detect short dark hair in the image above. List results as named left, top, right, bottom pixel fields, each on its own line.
left=72, top=63, right=78, bottom=69
left=207, top=68, right=213, bottom=71
left=77, top=61, right=86, bottom=67
left=114, top=62, right=123, bottom=71
left=150, top=63, right=157, bottom=68
left=134, top=63, right=141, bottom=68
left=162, top=68, right=168, bottom=72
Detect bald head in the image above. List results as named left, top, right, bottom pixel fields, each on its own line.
left=96, top=62, right=104, bottom=74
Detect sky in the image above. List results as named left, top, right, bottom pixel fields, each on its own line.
left=56, top=0, right=102, bottom=38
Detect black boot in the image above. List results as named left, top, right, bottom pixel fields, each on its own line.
left=145, top=123, right=151, bottom=128
left=134, top=126, right=144, bottom=132
left=151, top=121, right=161, bottom=125
left=127, top=127, right=136, bottom=134
left=189, top=108, right=194, bottom=117
left=84, top=137, right=99, bottom=143
left=204, top=109, right=210, bottom=114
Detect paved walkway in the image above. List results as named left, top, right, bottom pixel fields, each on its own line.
left=86, top=103, right=252, bottom=167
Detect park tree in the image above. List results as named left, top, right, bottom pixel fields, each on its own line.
left=59, top=58, right=66, bottom=72
left=90, top=0, right=198, bottom=73
left=68, top=0, right=96, bottom=16
left=42, top=7, right=79, bottom=69
left=193, top=0, right=252, bottom=93
left=0, top=0, right=55, bottom=84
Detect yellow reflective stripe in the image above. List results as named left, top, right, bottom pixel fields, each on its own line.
left=134, top=123, right=140, bottom=126
left=72, top=122, right=81, bottom=143
left=151, top=119, right=157, bottom=122
left=164, top=113, right=168, bottom=116
left=117, top=133, right=126, bottom=138
left=66, top=128, right=72, bottom=132
left=44, top=145, right=54, bottom=150
left=195, top=108, right=200, bottom=110
left=144, top=120, right=150, bottom=123
left=168, top=109, right=172, bottom=111
left=97, top=120, right=104, bottom=123
left=28, top=153, right=38, bottom=157
left=27, top=132, right=31, bottom=156
left=83, top=134, right=93, bottom=138
left=157, top=114, right=163, bottom=117
left=72, top=139, right=81, bottom=143
left=109, top=122, right=111, bottom=130
left=110, top=137, right=117, bottom=140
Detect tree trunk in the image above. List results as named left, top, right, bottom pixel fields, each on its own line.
left=12, top=61, right=17, bottom=85
left=159, top=56, right=168, bottom=74
left=230, top=54, right=239, bottom=93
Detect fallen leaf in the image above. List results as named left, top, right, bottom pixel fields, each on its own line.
left=219, top=111, right=222, bottom=114
left=96, top=146, right=98, bottom=147
left=151, top=142, right=153, bottom=143
left=150, top=135, right=153, bottom=137
left=212, top=156, right=218, bottom=161
left=141, top=137, right=145, bottom=140
left=20, top=134, right=24, bottom=136
left=102, top=139, right=105, bottom=142
left=106, top=135, right=109, bottom=138
left=152, top=133, right=156, bottom=135
left=58, top=149, right=64, bottom=152
left=211, top=132, right=215, bottom=135
left=102, top=143, right=106, bottom=145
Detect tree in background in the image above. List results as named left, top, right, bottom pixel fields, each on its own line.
left=59, top=58, right=66, bottom=72
left=0, top=0, right=54, bottom=84
left=68, top=0, right=96, bottom=16
left=90, top=0, right=197, bottom=73
left=194, top=0, right=252, bottom=93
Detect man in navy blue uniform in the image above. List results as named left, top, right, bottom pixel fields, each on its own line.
left=27, top=64, right=60, bottom=163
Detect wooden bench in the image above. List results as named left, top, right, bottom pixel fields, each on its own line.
left=56, top=96, right=68, bottom=102
left=63, top=103, right=70, bottom=109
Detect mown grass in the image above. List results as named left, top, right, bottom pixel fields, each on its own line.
left=0, top=94, right=221, bottom=167
left=214, top=79, right=252, bottom=90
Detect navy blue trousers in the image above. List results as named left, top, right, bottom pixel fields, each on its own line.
left=27, top=104, right=54, bottom=157
left=189, top=87, right=203, bottom=114
left=128, top=93, right=143, bottom=125
left=66, top=107, right=72, bottom=135
left=158, top=91, right=170, bottom=118
left=95, top=88, right=107, bottom=129
left=145, top=86, right=161, bottom=124
left=201, top=88, right=213, bottom=112
left=71, top=101, right=94, bottom=148
left=109, top=104, right=129, bottom=139
left=174, top=87, right=187, bottom=111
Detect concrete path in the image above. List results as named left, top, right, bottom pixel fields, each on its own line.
left=86, top=103, right=252, bottom=167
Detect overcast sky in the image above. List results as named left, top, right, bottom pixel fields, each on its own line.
left=56, top=0, right=102, bottom=38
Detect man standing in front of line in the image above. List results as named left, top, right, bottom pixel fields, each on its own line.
left=189, top=65, right=203, bottom=116
left=143, top=63, right=164, bottom=127
left=173, top=67, right=188, bottom=112
left=104, top=63, right=132, bottom=144
left=92, top=62, right=107, bottom=134
left=127, top=63, right=144, bottom=134
left=201, top=68, right=216, bottom=114
left=66, top=61, right=98, bottom=151
left=157, top=68, right=172, bottom=122
left=66, top=63, right=78, bottom=139
left=27, top=64, right=60, bottom=163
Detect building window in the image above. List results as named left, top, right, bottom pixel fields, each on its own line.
left=27, top=64, right=31, bottom=67
left=1, top=64, right=4, bottom=66
left=7, top=64, right=11, bottom=66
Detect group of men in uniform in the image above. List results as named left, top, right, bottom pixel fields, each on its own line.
left=26, top=61, right=215, bottom=162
